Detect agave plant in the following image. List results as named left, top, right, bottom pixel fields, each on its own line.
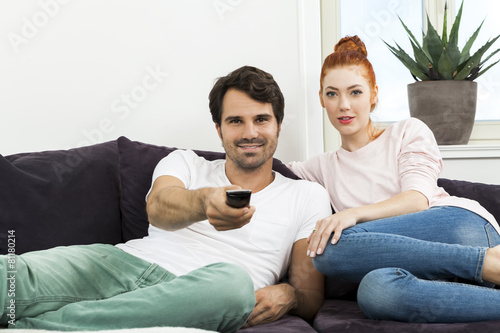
left=384, top=1, right=500, bottom=81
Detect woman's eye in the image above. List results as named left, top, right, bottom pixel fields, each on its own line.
left=352, top=90, right=362, bottom=95
left=326, top=91, right=336, bottom=97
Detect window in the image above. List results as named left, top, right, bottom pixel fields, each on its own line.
left=457, top=0, right=500, bottom=121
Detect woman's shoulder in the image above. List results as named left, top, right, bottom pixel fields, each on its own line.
left=388, top=117, right=428, bottom=132
left=287, top=151, right=338, bottom=181
left=385, top=117, right=434, bottom=140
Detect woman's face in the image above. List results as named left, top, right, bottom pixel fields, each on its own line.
left=320, top=66, right=378, bottom=148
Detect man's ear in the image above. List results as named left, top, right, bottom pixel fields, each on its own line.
left=216, top=123, right=222, bottom=140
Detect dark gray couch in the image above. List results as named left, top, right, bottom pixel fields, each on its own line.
left=2, top=137, right=500, bottom=332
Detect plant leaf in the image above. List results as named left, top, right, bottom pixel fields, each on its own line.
left=410, top=39, right=432, bottom=73
left=460, top=20, right=484, bottom=64
left=475, top=59, right=500, bottom=79
left=455, top=35, right=500, bottom=79
left=422, top=15, right=443, bottom=69
left=442, top=1, right=448, bottom=46
left=479, top=45, right=500, bottom=65
left=397, top=16, right=423, bottom=50
left=448, top=0, right=464, bottom=48
left=437, top=47, right=454, bottom=79
left=383, top=40, right=429, bottom=81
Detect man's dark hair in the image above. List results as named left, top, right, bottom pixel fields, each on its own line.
left=209, top=66, right=285, bottom=126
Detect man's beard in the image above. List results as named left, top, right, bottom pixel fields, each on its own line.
left=223, top=137, right=278, bottom=171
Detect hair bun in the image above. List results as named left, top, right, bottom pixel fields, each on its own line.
left=334, top=35, right=367, bottom=57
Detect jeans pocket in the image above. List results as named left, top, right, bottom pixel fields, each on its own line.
left=484, top=223, right=500, bottom=247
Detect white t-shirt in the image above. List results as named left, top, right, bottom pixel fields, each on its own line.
left=117, top=150, right=332, bottom=290
left=288, top=118, right=500, bottom=235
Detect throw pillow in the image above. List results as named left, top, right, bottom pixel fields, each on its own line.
left=0, top=141, right=122, bottom=254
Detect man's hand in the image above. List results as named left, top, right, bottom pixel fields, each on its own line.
left=205, top=185, right=255, bottom=231
left=243, top=284, right=296, bottom=328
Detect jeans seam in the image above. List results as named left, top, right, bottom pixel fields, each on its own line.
left=133, top=264, right=173, bottom=289
left=475, top=248, right=487, bottom=282
left=132, top=263, right=157, bottom=290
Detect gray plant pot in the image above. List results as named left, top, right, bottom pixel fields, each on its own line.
left=407, top=81, right=477, bottom=145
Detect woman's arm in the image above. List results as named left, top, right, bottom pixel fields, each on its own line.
left=307, top=189, right=428, bottom=257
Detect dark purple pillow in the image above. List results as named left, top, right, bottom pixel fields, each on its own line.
left=0, top=141, right=122, bottom=254
left=116, top=136, right=299, bottom=241
left=438, top=178, right=500, bottom=222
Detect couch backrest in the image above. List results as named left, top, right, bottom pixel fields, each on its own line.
left=0, top=141, right=122, bottom=254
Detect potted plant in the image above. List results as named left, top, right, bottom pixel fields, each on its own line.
left=384, top=0, right=500, bottom=145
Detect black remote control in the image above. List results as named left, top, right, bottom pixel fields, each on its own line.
left=226, top=190, right=251, bottom=208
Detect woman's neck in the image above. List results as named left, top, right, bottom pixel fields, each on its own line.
left=341, top=126, right=383, bottom=152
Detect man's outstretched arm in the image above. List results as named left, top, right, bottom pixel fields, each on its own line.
left=146, top=175, right=255, bottom=231
left=243, top=239, right=324, bottom=327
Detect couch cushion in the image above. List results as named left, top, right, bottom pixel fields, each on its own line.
left=237, top=315, right=316, bottom=333
left=314, top=299, right=500, bottom=333
left=117, top=137, right=300, bottom=241
left=0, top=141, right=122, bottom=255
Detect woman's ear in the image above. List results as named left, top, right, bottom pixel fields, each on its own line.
left=370, top=85, right=379, bottom=111
left=319, top=90, right=325, bottom=108
left=371, top=85, right=379, bottom=104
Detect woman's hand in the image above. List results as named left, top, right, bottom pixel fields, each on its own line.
left=307, top=209, right=358, bottom=257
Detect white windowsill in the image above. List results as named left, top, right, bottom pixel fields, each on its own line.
left=439, top=145, right=500, bottom=159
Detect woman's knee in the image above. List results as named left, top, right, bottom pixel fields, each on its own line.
left=357, top=268, right=410, bottom=321
left=312, top=233, right=358, bottom=277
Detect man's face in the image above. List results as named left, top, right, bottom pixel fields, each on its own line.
left=216, top=89, right=280, bottom=171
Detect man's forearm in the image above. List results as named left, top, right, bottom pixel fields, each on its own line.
left=288, top=286, right=324, bottom=321
left=147, top=186, right=211, bottom=231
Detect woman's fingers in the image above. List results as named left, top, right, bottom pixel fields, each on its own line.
left=307, top=217, right=337, bottom=257
left=307, top=214, right=350, bottom=257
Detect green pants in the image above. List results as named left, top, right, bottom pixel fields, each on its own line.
left=1, top=244, right=255, bottom=332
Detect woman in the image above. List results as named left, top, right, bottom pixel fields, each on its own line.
left=288, top=35, right=500, bottom=323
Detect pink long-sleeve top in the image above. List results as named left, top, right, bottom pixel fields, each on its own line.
left=288, top=118, right=500, bottom=235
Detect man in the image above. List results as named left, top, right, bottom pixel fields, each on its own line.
left=0, top=66, right=332, bottom=332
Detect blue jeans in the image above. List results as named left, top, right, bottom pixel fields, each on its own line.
left=313, top=206, right=500, bottom=323
left=1, top=244, right=255, bottom=331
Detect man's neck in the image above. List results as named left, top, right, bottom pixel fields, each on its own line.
left=225, top=161, right=275, bottom=193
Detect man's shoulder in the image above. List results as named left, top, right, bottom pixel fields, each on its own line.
left=275, top=172, right=329, bottom=196
left=160, top=149, right=224, bottom=167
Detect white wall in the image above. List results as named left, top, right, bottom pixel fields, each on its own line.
left=0, top=0, right=323, bottom=163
